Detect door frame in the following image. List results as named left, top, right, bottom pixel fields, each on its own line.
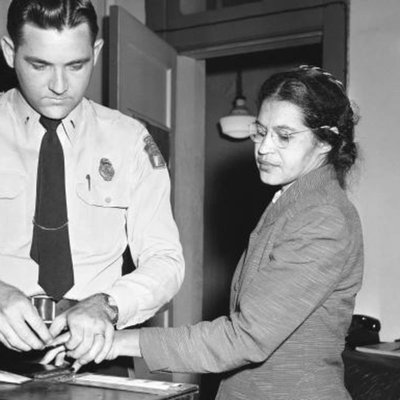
left=147, top=0, right=348, bottom=333
left=148, top=0, right=349, bottom=384
left=161, top=0, right=348, bottom=325
left=147, top=0, right=348, bottom=84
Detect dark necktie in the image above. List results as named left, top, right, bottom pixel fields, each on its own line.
left=30, top=116, right=74, bottom=301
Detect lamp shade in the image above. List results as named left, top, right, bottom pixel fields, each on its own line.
left=219, top=97, right=256, bottom=139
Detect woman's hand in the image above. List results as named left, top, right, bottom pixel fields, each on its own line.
left=104, top=329, right=142, bottom=360
left=40, top=331, right=71, bottom=367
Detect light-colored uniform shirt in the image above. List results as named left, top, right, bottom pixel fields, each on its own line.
left=0, top=89, right=184, bottom=328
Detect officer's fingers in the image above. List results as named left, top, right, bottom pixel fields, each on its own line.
left=76, top=334, right=105, bottom=366
left=0, top=331, right=8, bottom=347
left=0, top=305, right=40, bottom=351
left=66, top=315, right=106, bottom=357
left=66, top=328, right=94, bottom=359
left=24, top=307, right=52, bottom=345
left=66, top=319, right=96, bottom=355
left=2, top=329, right=31, bottom=351
left=13, top=317, right=47, bottom=350
left=0, top=329, right=20, bottom=352
left=0, top=315, right=39, bottom=352
left=64, top=326, right=85, bottom=352
left=49, top=314, right=68, bottom=338
left=0, top=327, right=11, bottom=348
left=95, top=324, right=114, bottom=364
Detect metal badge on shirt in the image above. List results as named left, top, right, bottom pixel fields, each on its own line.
left=143, top=135, right=166, bottom=169
left=99, top=158, right=115, bottom=181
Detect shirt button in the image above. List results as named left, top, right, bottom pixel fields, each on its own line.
left=105, top=197, right=112, bottom=203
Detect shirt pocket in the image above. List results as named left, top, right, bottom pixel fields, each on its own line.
left=0, top=171, right=27, bottom=251
left=0, top=171, right=25, bottom=199
left=75, top=177, right=130, bottom=209
left=72, top=175, right=130, bottom=255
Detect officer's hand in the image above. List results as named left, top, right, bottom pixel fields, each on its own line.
left=0, top=281, right=52, bottom=351
left=48, top=294, right=115, bottom=367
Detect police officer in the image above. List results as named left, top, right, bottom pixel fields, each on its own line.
left=0, top=0, right=184, bottom=369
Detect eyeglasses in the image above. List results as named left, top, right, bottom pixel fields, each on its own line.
left=249, top=121, right=310, bottom=149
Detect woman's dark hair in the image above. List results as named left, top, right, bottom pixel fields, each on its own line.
left=257, top=66, right=359, bottom=189
left=7, top=0, right=99, bottom=47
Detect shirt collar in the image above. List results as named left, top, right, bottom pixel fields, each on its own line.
left=271, top=189, right=282, bottom=204
left=13, top=89, right=39, bottom=128
left=61, top=100, right=83, bottom=144
left=12, top=88, right=84, bottom=143
left=271, top=181, right=294, bottom=204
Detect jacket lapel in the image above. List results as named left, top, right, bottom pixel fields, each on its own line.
left=231, top=165, right=338, bottom=309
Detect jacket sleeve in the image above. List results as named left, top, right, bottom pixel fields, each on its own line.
left=105, top=130, right=184, bottom=328
left=139, top=204, right=356, bottom=373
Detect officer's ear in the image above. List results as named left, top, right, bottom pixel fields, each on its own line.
left=1, top=36, right=16, bottom=69
left=93, top=38, right=104, bottom=66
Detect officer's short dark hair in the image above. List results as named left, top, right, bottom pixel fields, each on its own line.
left=7, top=0, right=99, bottom=48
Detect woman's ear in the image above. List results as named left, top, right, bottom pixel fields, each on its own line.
left=318, top=140, right=332, bottom=155
left=1, top=36, right=16, bottom=69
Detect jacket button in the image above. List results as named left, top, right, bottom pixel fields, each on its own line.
left=105, top=197, right=112, bottom=203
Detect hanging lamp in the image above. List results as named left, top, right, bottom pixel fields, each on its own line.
left=219, top=70, right=256, bottom=139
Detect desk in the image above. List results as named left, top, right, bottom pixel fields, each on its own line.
left=0, top=380, right=199, bottom=400
left=344, top=348, right=400, bottom=400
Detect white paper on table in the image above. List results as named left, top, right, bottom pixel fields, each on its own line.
left=0, top=370, right=31, bottom=384
left=73, top=374, right=187, bottom=393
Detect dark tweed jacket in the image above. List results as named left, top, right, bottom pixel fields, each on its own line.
left=140, top=165, right=364, bottom=400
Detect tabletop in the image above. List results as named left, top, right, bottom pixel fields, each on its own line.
left=0, top=380, right=199, bottom=400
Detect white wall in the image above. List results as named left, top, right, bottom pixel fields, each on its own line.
left=0, top=1, right=11, bottom=39
left=349, top=0, right=400, bottom=340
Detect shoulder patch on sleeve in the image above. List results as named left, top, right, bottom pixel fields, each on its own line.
left=143, top=134, right=167, bottom=169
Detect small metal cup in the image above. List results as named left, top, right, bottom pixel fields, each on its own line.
left=31, top=295, right=56, bottom=327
